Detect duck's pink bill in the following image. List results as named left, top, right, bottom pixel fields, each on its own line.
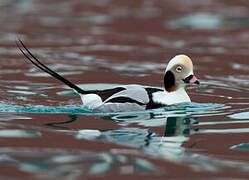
left=190, top=75, right=198, bottom=84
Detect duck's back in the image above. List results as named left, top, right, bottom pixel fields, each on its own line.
left=80, top=85, right=164, bottom=112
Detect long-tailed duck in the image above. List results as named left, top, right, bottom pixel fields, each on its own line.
left=17, top=40, right=200, bottom=112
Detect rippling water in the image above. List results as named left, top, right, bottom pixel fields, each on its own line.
left=0, top=0, right=249, bottom=179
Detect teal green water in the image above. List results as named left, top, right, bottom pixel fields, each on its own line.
left=0, top=100, right=225, bottom=115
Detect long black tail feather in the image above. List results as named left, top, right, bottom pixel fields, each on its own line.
left=16, top=39, right=86, bottom=94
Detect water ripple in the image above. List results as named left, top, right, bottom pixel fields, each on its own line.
left=0, top=100, right=226, bottom=117
left=0, top=147, right=162, bottom=179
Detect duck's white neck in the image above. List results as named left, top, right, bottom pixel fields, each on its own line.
left=153, top=87, right=191, bottom=105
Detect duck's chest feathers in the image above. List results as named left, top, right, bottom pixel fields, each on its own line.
left=152, top=88, right=190, bottom=105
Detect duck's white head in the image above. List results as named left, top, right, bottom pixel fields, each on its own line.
left=164, top=54, right=200, bottom=92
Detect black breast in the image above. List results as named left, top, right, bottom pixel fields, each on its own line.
left=145, top=88, right=165, bottom=110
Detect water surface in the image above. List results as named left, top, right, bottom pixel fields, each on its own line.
left=0, top=0, right=249, bottom=179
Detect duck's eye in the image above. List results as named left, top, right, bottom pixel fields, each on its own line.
left=176, top=66, right=183, bottom=72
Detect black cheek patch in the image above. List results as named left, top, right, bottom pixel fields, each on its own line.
left=164, top=71, right=175, bottom=91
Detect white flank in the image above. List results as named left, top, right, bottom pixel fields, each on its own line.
left=96, top=102, right=145, bottom=113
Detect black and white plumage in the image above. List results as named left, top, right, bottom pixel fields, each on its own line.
left=17, top=40, right=200, bottom=112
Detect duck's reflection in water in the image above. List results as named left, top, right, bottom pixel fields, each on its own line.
left=45, top=111, right=199, bottom=160
left=144, top=116, right=199, bottom=160
left=67, top=113, right=199, bottom=159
